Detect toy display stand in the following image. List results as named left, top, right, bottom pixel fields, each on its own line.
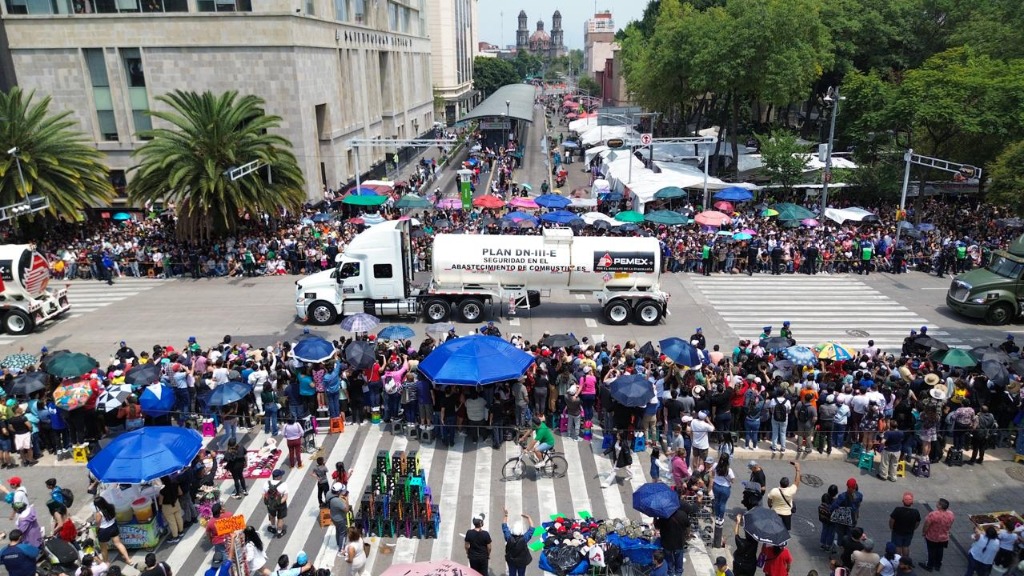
left=355, top=449, right=439, bottom=539
left=228, top=530, right=249, bottom=576
left=535, top=515, right=660, bottom=575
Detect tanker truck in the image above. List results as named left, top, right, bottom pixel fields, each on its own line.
left=0, top=245, right=71, bottom=335
left=295, top=220, right=670, bottom=326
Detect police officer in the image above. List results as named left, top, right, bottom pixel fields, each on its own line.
left=770, top=243, right=784, bottom=275
left=690, top=328, right=706, bottom=350
left=115, top=340, right=138, bottom=363
left=1000, top=334, right=1020, bottom=355
left=780, top=321, right=794, bottom=344
left=702, top=239, right=714, bottom=276
left=954, top=241, right=968, bottom=273
left=901, top=330, right=918, bottom=357
left=480, top=321, right=501, bottom=338
left=746, top=241, right=759, bottom=276
left=936, top=242, right=953, bottom=277
left=892, top=242, right=906, bottom=274
left=804, top=242, right=819, bottom=275
left=859, top=238, right=874, bottom=275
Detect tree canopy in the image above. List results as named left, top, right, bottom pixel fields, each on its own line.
left=473, top=57, right=520, bottom=98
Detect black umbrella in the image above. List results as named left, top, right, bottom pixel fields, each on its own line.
left=970, top=345, right=1010, bottom=364
left=743, top=507, right=791, bottom=546
left=124, top=363, right=163, bottom=387
left=914, top=336, right=949, bottom=351
left=1011, top=359, right=1024, bottom=377
left=345, top=340, right=376, bottom=370
left=592, top=220, right=612, bottom=231
left=762, top=337, right=792, bottom=353
left=982, top=359, right=1010, bottom=386
left=10, top=372, right=48, bottom=397
left=638, top=341, right=657, bottom=358
left=771, top=359, right=794, bottom=378
left=539, top=334, right=579, bottom=349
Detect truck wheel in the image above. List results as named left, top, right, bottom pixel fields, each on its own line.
left=634, top=301, right=663, bottom=326
left=423, top=299, right=451, bottom=322
left=603, top=300, right=631, bottom=325
left=3, top=310, right=34, bottom=335
left=307, top=301, right=337, bottom=325
left=458, top=298, right=485, bottom=323
left=985, top=302, right=1014, bottom=326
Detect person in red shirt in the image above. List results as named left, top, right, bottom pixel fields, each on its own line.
left=205, top=503, right=232, bottom=560
left=761, top=544, right=792, bottom=576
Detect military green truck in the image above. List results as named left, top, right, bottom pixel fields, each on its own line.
left=947, top=235, right=1024, bottom=325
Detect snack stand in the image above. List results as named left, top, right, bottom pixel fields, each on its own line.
left=99, top=483, right=166, bottom=549
left=969, top=511, right=1024, bottom=531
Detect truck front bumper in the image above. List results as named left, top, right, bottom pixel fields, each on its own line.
left=945, top=295, right=988, bottom=319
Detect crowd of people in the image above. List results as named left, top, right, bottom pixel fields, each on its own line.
left=1, top=315, right=1023, bottom=576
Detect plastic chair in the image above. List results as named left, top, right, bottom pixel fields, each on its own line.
left=858, top=451, right=875, bottom=472
left=847, top=443, right=863, bottom=461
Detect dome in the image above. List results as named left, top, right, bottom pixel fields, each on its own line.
left=529, top=29, right=551, bottom=44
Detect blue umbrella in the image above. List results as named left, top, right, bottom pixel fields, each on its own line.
left=540, top=210, right=578, bottom=224
left=139, top=383, right=176, bottom=417
left=600, top=191, right=624, bottom=202
left=112, top=212, right=132, bottom=221
left=503, top=211, right=536, bottom=222
left=535, top=194, right=572, bottom=209
left=733, top=232, right=753, bottom=241
left=916, top=223, right=935, bottom=231
left=781, top=345, right=818, bottom=368
left=311, top=213, right=333, bottom=223
left=418, top=335, right=535, bottom=386
left=610, top=374, right=655, bottom=407
left=208, top=382, right=253, bottom=408
left=562, top=141, right=580, bottom=149
left=348, top=187, right=379, bottom=196
left=340, top=312, right=380, bottom=333
left=659, top=337, right=703, bottom=367
left=292, top=336, right=336, bottom=363
left=713, top=187, right=754, bottom=202
left=377, top=325, right=416, bottom=341
left=87, top=426, right=203, bottom=483
left=632, top=483, right=681, bottom=518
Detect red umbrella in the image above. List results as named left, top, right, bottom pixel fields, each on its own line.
left=472, top=195, right=506, bottom=209
left=713, top=200, right=734, bottom=212
left=694, top=210, right=731, bottom=227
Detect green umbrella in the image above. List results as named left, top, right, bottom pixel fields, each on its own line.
left=615, top=210, right=645, bottom=223
left=773, top=203, right=816, bottom=221
left=644, top=210, right=689, bottom=226
left=45, top=352, right=100, bottom=378
left=521, top=183, right=533, bottom=191
left=929, top=348, right=978, bottom=368
left=395, top=194, right=432, bottom=209
left=654, top=186, right=686, bottom=200
left=342, top=194, right=388, bottom=206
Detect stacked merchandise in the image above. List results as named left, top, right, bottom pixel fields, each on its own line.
left=356, top=450, right=440, bottom=539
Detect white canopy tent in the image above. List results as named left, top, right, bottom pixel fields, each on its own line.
left=580, top=125, right=638, bottom=147
left=568, top=117, right=599, bottom=133
left=824, top=207, right=879, bottom=224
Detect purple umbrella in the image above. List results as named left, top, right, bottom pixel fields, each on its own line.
left=801, top=218, right=820, bottom=227
left=436, top=198, right=462, bottom=210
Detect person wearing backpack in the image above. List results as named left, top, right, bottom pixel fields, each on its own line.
left=44, top=478, right=73, bottom=516
left=262, top=470, right=288, bottom=538
left=501, top=508, right=534, bottom=576
left=795, top=393, right=817, bottom=454
left=969, top=405, right=997, bottom=465
left=769, top=390, right=791, bottom=454
left=742, top=386, right=764, bottom=450
left=261, top=385, right=280, bottom=437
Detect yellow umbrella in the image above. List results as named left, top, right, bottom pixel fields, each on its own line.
left=815, top=342, right=856, bottom=362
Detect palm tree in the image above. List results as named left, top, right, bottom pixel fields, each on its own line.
left=0, top=87, right=114, bottom=217
left=127, top=90, right=305, bottom=241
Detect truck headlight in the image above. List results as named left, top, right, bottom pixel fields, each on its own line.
left=970, top=297, right=988, bottom=304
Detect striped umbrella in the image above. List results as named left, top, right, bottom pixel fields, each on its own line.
left=340, top=312, right=381, bottom=333
left=815, top=342, right=856, bottom=362
left=781, top=345, right=818, bottom=367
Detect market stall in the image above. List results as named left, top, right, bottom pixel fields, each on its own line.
left=87, top=427, right=204, bottom=550
left=970, top=511, right=1024, bottom=531
left=533, top=514, right=661, bottom=575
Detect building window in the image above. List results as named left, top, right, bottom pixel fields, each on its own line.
left=84, top=48, right=118, bottom=141
left=333, top=0, right=346, bottom=20
left=352, top=0, right=364, bottom=22
left=110, top=170, right=127, bottom=197
left=304, top=0, right=313, bottom=15
left=387, top=2, right=396, bottom=30
left=121, top=48, right=153, bottom=138
left=197, top=0, right=251, bottom=12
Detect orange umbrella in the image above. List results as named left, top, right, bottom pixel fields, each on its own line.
left=472, top=195, right=505, bottom=209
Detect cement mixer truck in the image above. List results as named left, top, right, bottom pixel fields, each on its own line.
left=295, top=220, right=670, bottom=326
left=0, top=245, right=70, bottom=335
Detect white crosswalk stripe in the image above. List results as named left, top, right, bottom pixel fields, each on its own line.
left=164, top=424, right=716, bottom=576
left=689, top=275, right=960, bottom=350
left=64, top=277, right=170, bottom=318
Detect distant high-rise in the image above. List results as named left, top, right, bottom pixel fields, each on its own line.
left=514, top=9, right=565, bottom=58
left=585, top=10, right=616, bottom=78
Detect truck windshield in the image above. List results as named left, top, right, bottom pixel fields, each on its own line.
left=986, top=255, right=1024, bottom=279
left=339, top=262, right=360, bottom=279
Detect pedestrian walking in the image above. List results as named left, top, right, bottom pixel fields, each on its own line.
left=263, top=469, right=288, bottom=538
left=818, top=484, right=839, bottom=551
left=282, top=418, right=304, bottom=468
left=224, top=438, right=248, bottom=499
left=327, top=483, right=350, bottom=554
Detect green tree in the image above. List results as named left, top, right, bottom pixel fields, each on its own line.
left=755, top=130, right=810, bottom=191
left=577, top=76, right=601, bottom=96
left=473, top=57, right=520, bottom=97
left=0, top=87, right=114, bottom=218
left=127, top=90, right=304, bottom=241
left=512, top=50, right=542, bottom=80
left=986, top=139, right=1024, bottom=215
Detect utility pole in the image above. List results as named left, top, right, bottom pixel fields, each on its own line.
left=820, top=86, right=842, bottom=218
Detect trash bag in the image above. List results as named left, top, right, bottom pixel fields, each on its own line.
left=547, top=546, right=584, bottom=575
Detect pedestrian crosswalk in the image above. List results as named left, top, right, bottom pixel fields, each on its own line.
left=688, top=275, right=962, bottom=351
left=159, top=424, right=717, bottom=576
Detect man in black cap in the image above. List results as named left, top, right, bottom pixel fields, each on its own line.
left=115, top=341, right=137, bottom=363
left=1000, top=334, right=1019, bottom=355
left=690, top=328, right=706, bottom=350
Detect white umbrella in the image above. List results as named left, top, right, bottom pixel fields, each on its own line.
left=96, top=384, right=134, bottom=413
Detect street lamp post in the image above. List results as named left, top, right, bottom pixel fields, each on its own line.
left=7, top=147, right=27, bottom=197
left=505, top=100, right=511, bottom=145
left=820, top=86, right=843, bottom=218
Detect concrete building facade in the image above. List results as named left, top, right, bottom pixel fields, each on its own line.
left=426, top=0, right=478, bottom=126
left=0, top=0, right=437, bottom=199
left=583, top=10, right=614, bottom=79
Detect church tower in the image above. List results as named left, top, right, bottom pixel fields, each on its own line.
left=551, top=10, right=564, bottom=58
left=516, top=10, right=528, bottom=51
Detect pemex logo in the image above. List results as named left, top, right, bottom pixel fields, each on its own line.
left=24, top=253, right=50, bottom=295
left=597, top=252, right=613, bottom=268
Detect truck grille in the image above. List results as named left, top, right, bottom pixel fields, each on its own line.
left=948, top=281, right=970, bottom=302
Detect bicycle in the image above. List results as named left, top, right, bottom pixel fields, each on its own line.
left=501, top=445, right=567, bottom=480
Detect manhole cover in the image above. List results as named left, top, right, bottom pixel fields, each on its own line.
left=1005, top=465, right=1024, bottom=482
left=846, top=329, right=869, bottom=338
left=801, top=474, right=823, bottom=488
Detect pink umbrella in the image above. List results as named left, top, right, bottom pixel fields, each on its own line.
left=436, top=198, right=462, bottom=210
left=381, top=561, right=483, bottom=576
left=565, top=112, right=578, bottom=119
left=694, top=210, right=731, bottom=227
left=510, top=197, right=539, bottom=209
left=741, top=228, right=757, bottom=235
left=713, top=201, right=734, bottom=212
left=801, top=218, right=820, bottom=227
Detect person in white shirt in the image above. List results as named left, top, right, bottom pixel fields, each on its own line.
left=689, top=411, right=715, bottom=464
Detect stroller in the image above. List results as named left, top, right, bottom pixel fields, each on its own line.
left=301, top=415, right=319, bottom=454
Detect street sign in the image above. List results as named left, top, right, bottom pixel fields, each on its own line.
left=606, top=138, right=625, bottom=149
left=640, top=133, right=653, bottom=146
left=479, top=121, right=511, bottom=130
